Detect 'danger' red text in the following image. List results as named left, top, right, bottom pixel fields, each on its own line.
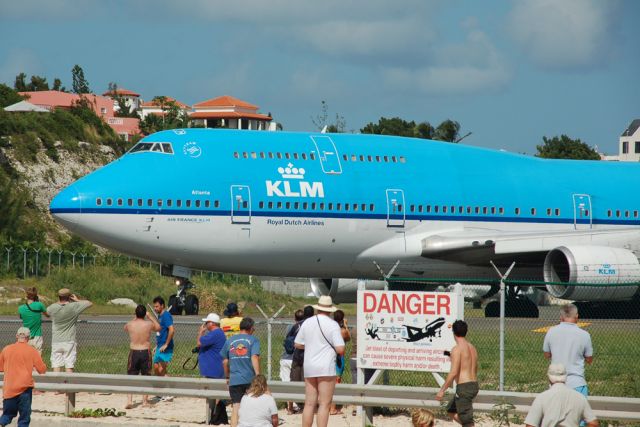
left=363, top=292, right=451, bottom=315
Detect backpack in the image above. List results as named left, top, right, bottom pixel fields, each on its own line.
left=283, top=323, right=300, bottom=355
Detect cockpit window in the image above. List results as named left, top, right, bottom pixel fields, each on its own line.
left=128, top=142, right=174, bottom=155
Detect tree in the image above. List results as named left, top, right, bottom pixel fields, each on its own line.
left=107, top=82, right=137, bottom=118
left=52, top=78, right=66, bottom=92
left=433, top=119, right=460, bottom=142
left=536, top=135, right=600, bottom=160
left=311, top=100, right=347, bottom=133
left=0, top=84, right=24, bottom=108
left=14, top=73, right=27, bottom=91
left=71, top=64, right=91, bottom=94
left=28, top=75, right=49, bottom=91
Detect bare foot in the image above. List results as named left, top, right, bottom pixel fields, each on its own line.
left=125, top=403, right=134, bottom=409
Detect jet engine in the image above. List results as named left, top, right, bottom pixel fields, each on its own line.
left=543, top=245, right=640, bottom=301
left=309, top=278, right=387, bottom=303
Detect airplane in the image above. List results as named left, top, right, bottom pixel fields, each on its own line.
left=404, top=317, right=446, bottom=342
left=50, top=128, right=640, bottom=318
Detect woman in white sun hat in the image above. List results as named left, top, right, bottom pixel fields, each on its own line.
left=294, top=295, right=345, bottom=427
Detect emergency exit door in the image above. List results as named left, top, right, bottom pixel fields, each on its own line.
left=231, top=185, right=251, bottom=224
left=386, top=189, right=405, bottom=227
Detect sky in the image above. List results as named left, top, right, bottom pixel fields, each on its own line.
left=1, top=0, right=638, bottom=155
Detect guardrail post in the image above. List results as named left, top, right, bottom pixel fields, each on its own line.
left=205, top=398, right=214, bottom=424
left=65, top=392, right=76, bottom=416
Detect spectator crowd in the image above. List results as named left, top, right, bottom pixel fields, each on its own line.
left=0, top=286, right=601, bottom=427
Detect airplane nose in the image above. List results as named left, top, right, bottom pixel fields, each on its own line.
left=50, top=185, right=81, bottom=231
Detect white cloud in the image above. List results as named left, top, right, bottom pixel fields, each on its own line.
left=382, top=30, right=512, bottom=95
left=507, top=0, right=620, bottom=69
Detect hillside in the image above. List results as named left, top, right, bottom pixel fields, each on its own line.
left=0, top=84, right=127, bottom=246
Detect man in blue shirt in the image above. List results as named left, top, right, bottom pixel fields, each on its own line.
left=198, top=313, right=226, bottom=379
left=153, top=296, right=175, bottom=402
left=221, top=317, right=260, bottom=427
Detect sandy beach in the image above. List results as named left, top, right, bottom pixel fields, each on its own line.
left=23, top=391, right=528, bottom=426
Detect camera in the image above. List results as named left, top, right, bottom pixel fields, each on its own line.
left=443, top=350, right=451, bottom=357
left=191, top=346, right=200, bottom=354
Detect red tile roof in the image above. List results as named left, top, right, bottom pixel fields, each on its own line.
left=19, top=91, right=113, bottom=117
left=102, top=88, right=140, bottom=97
left=190, top=111, right=272, bottom=121
left=140, top=96, right=189, bottom=109
left=193, top=95, right=258, bottom=110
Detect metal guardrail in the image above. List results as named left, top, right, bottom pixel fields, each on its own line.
left=1, top=373, right=639, bottom=423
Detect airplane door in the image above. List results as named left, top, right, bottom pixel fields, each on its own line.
left=386, top=189, right=405, bottom=227
left=310, top=136, right=342, bottom=174
left=231, top=185, right=251, bottom=224
left=573, top=194, right=592, bottom=230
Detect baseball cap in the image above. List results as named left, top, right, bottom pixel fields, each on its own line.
left=547, top=363, right=567, bottom=383
left=58, top=288, right=71, bottom=297
left=223, top=302, right=239, bottom=316
left=17, top=327, right=30, bottom=338
left=202, top=313, right=221, bottom=324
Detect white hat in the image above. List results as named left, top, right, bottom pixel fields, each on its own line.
left=547, top=363, right=567, bottom=383
left=17, top=327, right=30, bottom=338
left=202, top=313, right=221, bottom=324
left=312, top=295, right=338, bottom=313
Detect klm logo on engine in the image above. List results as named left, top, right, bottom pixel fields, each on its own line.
left=266, top=163, right=325, bottom=198
left=598, top=264, right=616, bottom=275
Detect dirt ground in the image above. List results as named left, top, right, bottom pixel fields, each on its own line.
left=25, top=391, right=527, bottom=426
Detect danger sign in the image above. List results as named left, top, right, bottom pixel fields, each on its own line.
left=357, top=288, right=463, bottom=372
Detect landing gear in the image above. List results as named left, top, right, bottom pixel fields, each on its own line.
left=484, top=285, right=539, bottom=318
left=575, top=301, right=640, bottom=319
left=168, top=278, right=199, bottom=316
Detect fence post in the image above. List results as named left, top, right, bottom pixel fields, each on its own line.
left=57, top=249, right=63, bottom=268
left=491, top=261, right=516, bottom=392
left=34, top=248, right=40, bottom=277
left=4, top=247, right=11, bottom=272
left=21, top=247, right=27, bottom=278
left=256, top=304, right=285, bottom=381
left=81, top=253, right=86, bottom=269
left=47, top=248, right=53, bottom=275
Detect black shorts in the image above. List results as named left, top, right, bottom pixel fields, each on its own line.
left=447, top=381, right=479, bottom=427
left=127, top=349, right=152, bottom=375
left=228, top=383, right=250, bottom=403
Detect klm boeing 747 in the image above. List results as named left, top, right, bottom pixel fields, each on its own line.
left=50, top=129, right=640, bottom=317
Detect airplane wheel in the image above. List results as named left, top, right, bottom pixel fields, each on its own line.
left=484, top=301, right=500, bottom=317
left=506, top=297, right=539, bottom=318
left=168, top=294, right=182, bottom=315
left=185, top=294, right=199, bottom=316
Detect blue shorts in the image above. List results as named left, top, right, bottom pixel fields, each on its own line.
left=153, top=349, right=173, bottom=364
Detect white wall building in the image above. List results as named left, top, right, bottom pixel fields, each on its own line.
left=619, top=119, right=640, bottom=162
left=138, top=96, right=190, bottom=120
left=102, top=88, right=142, bottom=114
left=190, top=95, right=273, bottom=130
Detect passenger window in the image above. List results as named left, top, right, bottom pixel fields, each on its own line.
left=294, top=202, right=299, bottom=209
left=157, top=199, right=163, bottom=207
left=343, top=154, right=348, bottom=161
left=234, top=152, right=239, bottom=159
left=399, top=156, right=406, bottom=163
left=345, top=204, right=350, bottom=211
left=195, top=200, right=201, bottom=208
left=303, top=202, right=308, bottom=209
left=531, top=208, right=536, bottom=215
left=161, top=143, right=173, bottom=154
left=310, top=153, right=316, bottom=160
left=418, top=205, right=423, bottom=213
left=302, top=153, right=307, bottom=160
left=186, top=200, right=191, bottom=208
left=268, top=202, right=273, bottom=209
left=376, top=156, right=381, bottom=162
left=359, top=155, right=364, bottom=161
left=616, top=210, right=621, bottom=218
left=251, top=152, right=257, bottom=159
left=499, top=207, right=504, bottom=215
left=204, top=200, right=210, bottom=208
left=328, top=203, right=333, bottom=210
left=555, top=208, right=560, bottom=216
left=369, top=204, right=375, bottom=211
left=319, top=203, right=325, bottom=210
left=260, top=152, right=265, bottom=159
left=392, top=156, right=397, bottom=163
left=336, top=203, right=341, bottom=211
left=467, top=207, right=471, bottom=214
left=242, top=152, right=248, bottom=159
left=546, top=208, right=552, bottom=216
left=177, top=200, right=182, bottom=207
left=635, top=211, right=638, bottom=218
left=351, top=154, right=357, bottom=162
left=491, top=207, right=495, bottom=214
left=383, top=156, right=389, bottom=162
left=285, top=153, right=291, bottom=160
left=107, top=198, right=113, bottom=206
left=242, top=201, right=248, bottom=208
left=426, top=205, right=432, bottom=213
left=515, top=207, right=520, bottom=215
left=482, top=207, right=487, bottom=214
left=96, top=198, right=102, bottom=206
left=277, top=153, right=282, bottom=159
left=168, top=200, right=173, bottom=207
left=367, top=155, right=372, bottom=162
left=286, top=202, right=291, bottom=209
left=353, top=204, right=358, bottom=211
left=127, top=199, right=133, bottom=207
left=117, top=198, right=123, bottom=206
left=361, top=204, right=366, bottom=211
left=443, top=206, right=448, bottom=213
left=268, top=152, right=274, bottom=159
left=397, top=204, right=403, bottom=212
left=147, top=199, right=153, bottom=207
left=459, top=206, right=464, bottom=214
left=138, top=199, right=143, bottom=207
left=311, top=202, right=317, bottom=210
left=625, top=211, right=630, bottom=218
left=475, top=207, right=480, bottom=214
left=434, top=206, right=439, bottom=213
left=293, top=153, right=299, bottom=160
left=259, top=201, right=264, bottom=208
left=277, top=202, right=282, bottom=209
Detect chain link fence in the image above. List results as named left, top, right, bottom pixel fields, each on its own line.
left=1, top=294, right=638, bottom=398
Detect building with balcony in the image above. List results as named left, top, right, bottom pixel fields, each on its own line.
left=190, top=95, right=273, bottom=130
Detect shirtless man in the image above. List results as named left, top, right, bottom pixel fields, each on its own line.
left=124, top=304, right=161, bottom=408
left=436, top=320, right=478, bottom=427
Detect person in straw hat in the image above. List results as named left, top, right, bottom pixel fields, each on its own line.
left=0, top=327, right=47, bottom=426
left=294, top=295, right=345, bottom=427
left=524, top=363, right=598, bottom=427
